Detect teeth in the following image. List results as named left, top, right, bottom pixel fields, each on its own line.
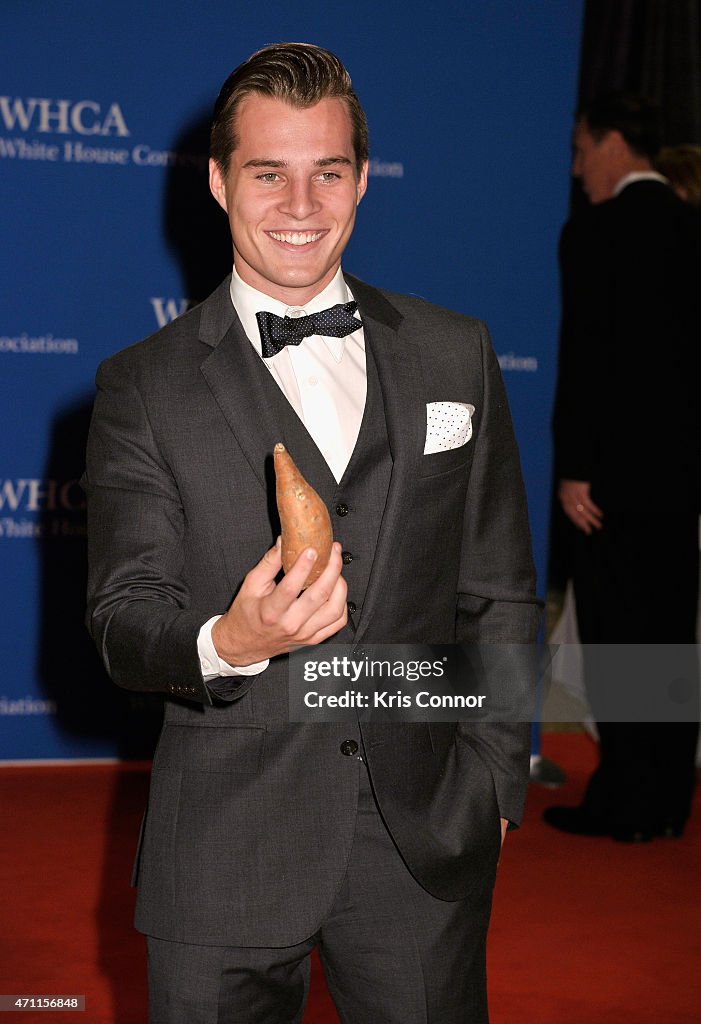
left=269, top=231, right=323, bottom=245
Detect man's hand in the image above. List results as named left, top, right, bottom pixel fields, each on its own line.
left=212, top=539, right=348, bottom=667
left=500, top=818, right=508, bottom=846
left=558, top=479, right=603, bottom=535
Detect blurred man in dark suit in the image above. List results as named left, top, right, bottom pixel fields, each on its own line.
left=547, top=94, right=700, bottom=843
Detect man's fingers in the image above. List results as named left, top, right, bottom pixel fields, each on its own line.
left=217, top=540, right=346, bottom=666
left=295, top=574, right=348, bottom=638
left=265, top=542, right=346, bottom=634
left=296, top=543, right=345, bottom=609
left=267, top=546, right=322, bottom=611
left=559, top=479, right=604, bottom=534
left=569, top=507, right=600, bottom=534
left=246, top=539, right=283, bottom=595
left=576, top=497, right=603, bottom=523
left=573, top=514, right=592, bottom=535
left=303, top=610, right=350, bottom=647
left=572, top=502, right=603, bottom=531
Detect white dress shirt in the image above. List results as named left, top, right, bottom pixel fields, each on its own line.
left=613, top=170, right=669, bottom=196
left=198, top=266, right=367, bottom=682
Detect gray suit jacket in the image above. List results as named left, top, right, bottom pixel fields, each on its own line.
left=84, top=273, right=540, bottom=946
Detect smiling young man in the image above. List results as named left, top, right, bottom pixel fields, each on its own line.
left=208, top=92, right=367, bottom=306
left=84, top=43, right=540, bottom=1023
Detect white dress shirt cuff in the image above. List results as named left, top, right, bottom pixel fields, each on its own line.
left=197, top=615, right=269, bottom=681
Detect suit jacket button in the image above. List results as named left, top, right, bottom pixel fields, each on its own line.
left=342, top=550, right=353, bottom=564
left=347, top=601, right=357, bottom=614
left=335, top=502, right=349, bottom=517
left=340, top=739, right=359, bottom=756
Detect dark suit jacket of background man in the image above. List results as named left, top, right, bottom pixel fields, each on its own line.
left=553, top=180, right=700, bottom=828
left=554, top=179, right=700, bottom=525
left=84, top=272, right=541, bottom=947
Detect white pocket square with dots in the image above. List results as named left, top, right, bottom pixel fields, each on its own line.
left=424, top=402, right=476, bottom=454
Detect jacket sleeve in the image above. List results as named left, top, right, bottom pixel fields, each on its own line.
left=84, top=357, right=255, bottom=706
left=552, top=212, right=610, bottom=481
left=455, top=325, right=542, bottom=826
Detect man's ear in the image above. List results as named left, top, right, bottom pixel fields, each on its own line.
left=606, top=130, right=628, bottom=158
left=356, top=160, right=369, bottom=206
left=209, top=158, right=228, bottom=212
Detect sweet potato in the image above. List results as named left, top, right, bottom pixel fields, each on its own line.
left=274, top=443, right=333, bottom=586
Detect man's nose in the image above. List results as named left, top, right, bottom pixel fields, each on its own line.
left=279, top=179, right=321, bottom=219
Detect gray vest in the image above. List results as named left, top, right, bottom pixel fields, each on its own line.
left=261, top=339, right=393, bottom=639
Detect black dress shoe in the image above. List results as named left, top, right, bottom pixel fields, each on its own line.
left=656, top=822, right=685, bottom=839
left=544, top=806, right=661, bottom=842
left=610, top=825, right=654, bottom=843
left=543, top=805, right=610, bottom=836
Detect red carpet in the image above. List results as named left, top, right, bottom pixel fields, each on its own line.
left=490, top=734, right=701, bottom=1023
left=1, top=733, right=699, bottom=1022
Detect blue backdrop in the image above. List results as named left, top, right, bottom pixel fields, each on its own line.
left=1, top=0, right=583, bottom=760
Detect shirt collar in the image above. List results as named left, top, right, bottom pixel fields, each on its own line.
left=229, top=266, right=359, bottom=363
left=613, top=170, right=669, bottom=197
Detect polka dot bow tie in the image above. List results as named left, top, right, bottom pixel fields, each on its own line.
left=256, top=301, right=360, bottom=359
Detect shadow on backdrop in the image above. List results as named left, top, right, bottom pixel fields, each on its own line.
left=39, top=397, right=164, bottom=759
left=163, top=110, right=232, bottom=304
left=96, top=109, right=230, bottom=1022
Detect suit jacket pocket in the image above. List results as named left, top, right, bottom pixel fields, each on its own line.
left=418, top=444, right=474, bottom=479
left=153, top=723, right=266, bottom=774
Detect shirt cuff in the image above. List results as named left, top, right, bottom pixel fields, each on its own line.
left=197, top=616, right=269, bottom=681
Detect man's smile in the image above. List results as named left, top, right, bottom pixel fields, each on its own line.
left=267, top=230, right=326, bottom=246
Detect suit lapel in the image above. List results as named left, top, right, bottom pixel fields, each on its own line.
left=345, top=275, right=426, bottom=639
left=198, top=279, right=284, bottom=492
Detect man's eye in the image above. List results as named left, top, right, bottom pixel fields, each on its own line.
left=257, top=172, right=280, bottom=182
left=318, top=172, right=340, bottom=182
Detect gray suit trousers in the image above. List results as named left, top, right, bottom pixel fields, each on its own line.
left=147, top=764, right=492, bottom=1024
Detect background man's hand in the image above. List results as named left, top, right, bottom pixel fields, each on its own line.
left=558, top=479, right=603, bottom=535
left=212, top=539, right=348, bottom=667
